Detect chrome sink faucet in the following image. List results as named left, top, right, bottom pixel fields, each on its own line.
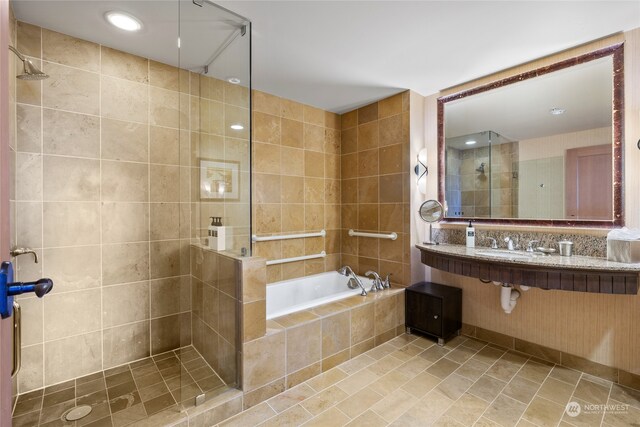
left=338, top=266, right=367, bottom=296
left=504, top=237, right=517, bottom=251
left=486, top=238, right=498, bottom=249
left=526, top=240, right=540, bottom=252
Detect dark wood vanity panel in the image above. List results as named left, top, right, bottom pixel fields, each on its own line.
left=419, top=248, right=639, bottom=295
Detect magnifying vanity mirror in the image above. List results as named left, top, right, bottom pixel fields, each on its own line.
left=437, top=44, right=624, bottom=227
left=419, top=199, right=444, bottom=245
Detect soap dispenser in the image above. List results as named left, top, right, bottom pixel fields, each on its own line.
left=466, top=220, right=476, bottom=248
left=207, top=217, right=226, bottom=251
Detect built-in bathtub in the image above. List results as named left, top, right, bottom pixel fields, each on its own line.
left=266, top=271, right=375, bottom=319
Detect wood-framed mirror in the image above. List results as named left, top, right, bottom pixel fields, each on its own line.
left=437, top=43, right=624, bottom=227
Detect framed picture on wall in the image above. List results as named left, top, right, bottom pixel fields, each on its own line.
left=200, top=159, right=240, bottom=200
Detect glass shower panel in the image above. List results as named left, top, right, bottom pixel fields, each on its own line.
left=178, top=0, right=251, bottom=408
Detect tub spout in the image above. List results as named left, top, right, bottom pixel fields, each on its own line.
left=500, top=284, right=520, bottom=314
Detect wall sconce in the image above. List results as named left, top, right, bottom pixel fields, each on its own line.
left=414, top=148, right=428, bottom=195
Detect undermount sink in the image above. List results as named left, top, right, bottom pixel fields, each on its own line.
left=475, top=250, right=535, bottom=260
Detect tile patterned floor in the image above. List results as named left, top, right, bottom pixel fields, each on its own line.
left=12, top=346, right=228, bottom=427
left=218, top=334, right=640, bottom=427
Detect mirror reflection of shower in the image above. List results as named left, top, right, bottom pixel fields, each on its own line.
left=444, top=130, right=517, bottom=218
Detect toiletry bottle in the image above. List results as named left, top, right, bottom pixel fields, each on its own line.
left=208, top=217, right=216, bottom=249
left=466, top=220, right=475, bottom=248
left=213, top=217, right=226, bottom=251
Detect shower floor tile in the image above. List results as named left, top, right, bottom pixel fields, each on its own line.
left=12, top=345, right=229, bottom=427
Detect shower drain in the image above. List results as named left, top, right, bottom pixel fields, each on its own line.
left=63, top=405, right=92, bottom=421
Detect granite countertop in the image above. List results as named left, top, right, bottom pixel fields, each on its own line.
left=416, top=243, right=640, bottom=273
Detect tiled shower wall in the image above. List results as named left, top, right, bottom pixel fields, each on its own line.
left=12, top=22, right=196, bottom=393
left=340, top=92, right=412, bottom=286
left=251, top=91, right=342, bottom=283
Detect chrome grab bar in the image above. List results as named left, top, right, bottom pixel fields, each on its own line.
left=252, top=230, right=326, bottom=242
left=348, top=229, right=398, bottom=240
left=266, top=251, right=326, bottom=266
left=12, top=301, right=21, bottom=377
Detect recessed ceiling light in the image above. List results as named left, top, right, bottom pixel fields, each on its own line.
left=465, top=140, right=477, bottom=145
left=230, top=124, right=244, bottom=130
left=105, top=11, right=142, bottom=32
left=549, top=107, right=566, bottom=115
left=227, top=77, right=241, bottom=84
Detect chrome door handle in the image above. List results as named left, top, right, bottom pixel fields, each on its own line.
left=10, top=247, right=38, bottom=263
left=12, top=302, right=21, bottom=377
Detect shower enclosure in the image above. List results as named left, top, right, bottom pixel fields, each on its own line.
left=4, top=0, right=251, bottom=424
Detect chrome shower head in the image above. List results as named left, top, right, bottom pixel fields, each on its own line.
left=337, top=266, right=349, bottom=276
left=9, top=45, right=49, bottom=80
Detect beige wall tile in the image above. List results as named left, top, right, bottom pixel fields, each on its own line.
left=243, top=330, right=286, bottom=391
left=16, top=201, right=42, bottom=249
left=102, top=281, right=150, bottom=327
left=17, top=21, right=41, bottom=58
left=322, top=311, right=350, bottom=358
left=44, top=331, right=102, bottom=385
left=303, top=105, right=324, bottom=126
left=101, top=118, right=149, bottom=162
left=42, top=29, right=99, bottom=72
left=287, top=320, right=322, bottom=373
left=149, top=60, right=179, bottom=91
left=42, top=62, right=99, bottom=115
left=101, top=46, right=148, bottom=83
left=18, top=344, right=43, bottom=393
left=16, top=153, right=42, bottom=201
left=150, top=277, right=188, bottom=318
left=19, top=297, right=43, bottom=346
left=224, top=82, right=249, bottom=108
left=102, top=242, right=149, bottom=285
left=225, top=105, right=250, bottom=139
left=43, top=246, right=101, bottom=292
left=150, top=315, right=180, bottom=355
left=101, top=160, right=149, bottom=202
left=150, top=126, right=180, bottom=165
left=243, top=300, right=266, bottom=343
left=43, top=202, right=100, bottom=247
left=43, top=109, right=100, bottom=158
left=253, top=91, right=280, bottom=116
left=253, top=112, right=280, bottom=144
left=43, top=156, right=100, bottom=201
left=150, top=165, right=180, bottom=202
left=150, top=86, right=181, bottom=128
left=44, top=288, right=101, bottom=340
left=103, top=321, right=150, bottom=368
left=281, top=99, right=303, bottom=121
left=150, top=203, right=179, bottom=241
left=101, top=202, right=150, bottom=244
left=149, top=240, right=180, bottom=279
left=101, top=75, right=148, bottom=123
left=16, top=103, right=42, bottom=153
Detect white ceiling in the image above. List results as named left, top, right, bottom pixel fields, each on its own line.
left=12, top=1, right=640, bottom=113
left=219, top=0, right=639, bottom=112
left=445, top=55, right=613, bottom=145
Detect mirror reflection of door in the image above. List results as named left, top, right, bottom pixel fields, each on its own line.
left=565, top=144, right=612, bottom=220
